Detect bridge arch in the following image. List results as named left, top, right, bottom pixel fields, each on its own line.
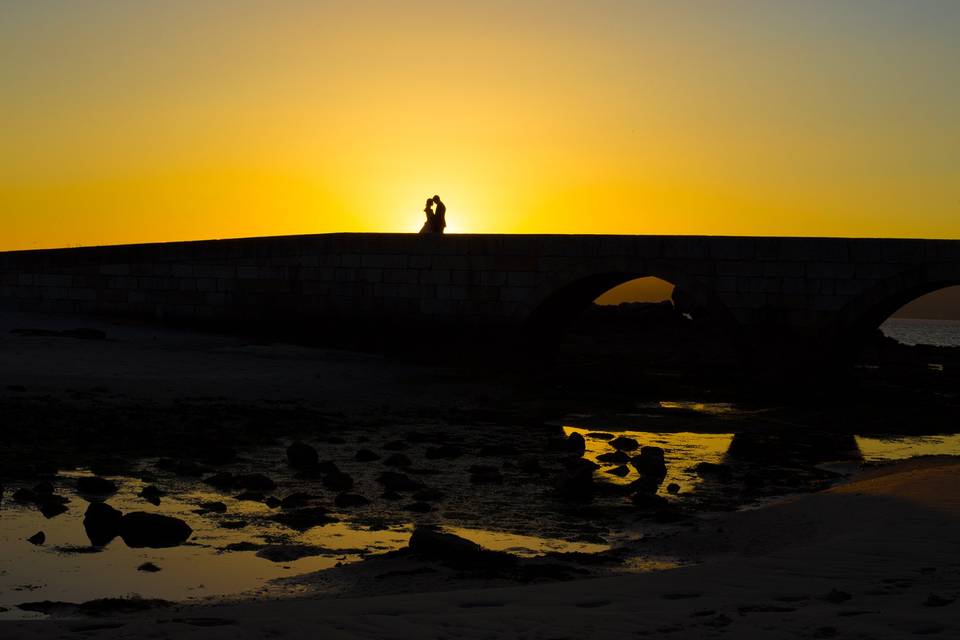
left=518, top=256, right=740, bottom=350
left=835, top=263, right=960, bottom=349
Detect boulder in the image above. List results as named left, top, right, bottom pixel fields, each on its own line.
left=565, top=432, right=586, bottom=454
left=76, top=476, right=117, bottom=496
left=597, top=451, right=630, bottom=464
left=235, top=473, right=276, bottom=491
left=197, top=501, right=227, bottom=513
left=270, top=507, right=337, bottom=530
left=610, top=436, right=640, bottom=452
left=632, top=446, right=667, bottom=478
left=606, top=465, right=630, bottom=477
left=286, top=441, right=318, bottom=469
left=666, top=483, right=681, bottom=494
left=37, top=494, right=69, bottom=518
left=202, top=472, right=235, bottom=490
left=83, top=502, right=123, bottom=546
left=139, top=485, right=164, bottom=506
left=120, top=512, right=192, bottom=548
left=408, top=526, right=518, bottom=570
left=27, top=531, right=45, bottom=545
left=280, top=492, right=315, bottom=509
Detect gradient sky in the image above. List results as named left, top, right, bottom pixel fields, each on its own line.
left=2, top=0, right=959, bottom=250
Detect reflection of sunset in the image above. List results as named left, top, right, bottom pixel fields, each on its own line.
left=4, top=3, right=960, bottom=250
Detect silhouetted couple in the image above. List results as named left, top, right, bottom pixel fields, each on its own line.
left=419, top=195, right=446, bottom=234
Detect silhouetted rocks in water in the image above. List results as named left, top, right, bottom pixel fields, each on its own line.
left=424, top=444, right=463, bottom=460
left=234, top=491, right=265, bottom=502
left=138, top=562, right=161, bottom=572
left=120, top=512, right=192, bottom=548
left=377, top=471, right=426, bottom=493
left=610, top=436, right=639, bottom=452
left=632, top=446, right=667, bottom=479
left=666, top=483, right=681, bottom=494
left=11, top=486, right=69, bottom=517
left=408, top=526, right=518, bottom=570
left=323, top=471, right=354, bottom=492
left=27, top=531, right=45, bottom=545
left=203, top=472, right=235, bottom=490
left=334, top=493, right=370, bottom=508
left=597, top=451, right=630, bottom=464
left=469, top=465, right=503, bottom=485
left=355, top=448, right=380, bottom=462
left=139, top=485, right=164, bottom=506
left=269, top=507, right=336, bottom=530
left=255, top=545, right=328, bottom=563
left=83, top=502, right=123, bottom=546
left=286, top=441, right=318, bottom=469
left=197, top=501, right=227, bottom=514
left=628, top=474, right=663, bottom=496
left=76, top=476, right=117, bottom=496
left=587, top=432, right=614, bottom=440
left=565, top=432, right=586, bottom=454
left=606, top=465, right=630, bottom=477
left=383, top=453, right=413, bottom=468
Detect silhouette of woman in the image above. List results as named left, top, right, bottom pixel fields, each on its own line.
left=419, top=198, right=435, bottom=234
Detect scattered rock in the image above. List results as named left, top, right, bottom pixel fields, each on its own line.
left=286, top=441, right=319, bottom=469
left=383, top=453, right=413, bottom=468
left=606, top=465, right=630, bottom=477
left=264, top=496, right=281, bottom=508
left=137, top=562, right=161, bottom=573
left=139, top=485, right=164, bottom=506
left=27, top=531, right=45, bottom=545
left=565, top=432, right=586, bottom=454
left=173, top=460, right=205, bottom=477
left=83, top=502, right=123, bottom=546
left=280, top=492, right=316, bottom=509
left=12, top=488, right=36, bottom=503
left=33, top=481, right=54, bottom=495
left=256, top=545, right=328, bottom=562
left=666, top=483, right=681, bottom=494
left=408, top=526, right=518, bottom=570
left=334, top=493, right=370, bottom=508
left=587, top=432, right=614, bottom=440
left=219, top=520, right=248, bottom=529
left=197, top=501, right=227, bottom=514
left=222, top=542, right=263, bottom=552
left=631, top=492, right=669, bottom=509
left=597, top=450, right=630, bottom=464
left=36, top=494, right=70, bottom=518
left=202, top=472, right=235, bottom=490
left=693, top=462, right=733, bottom=480
left=120, top=512, right=193, bottom=548
left=355, top=449, right=381, bottom=462
left=234, top=491, right=265, bottom=502
left=610, top=436, right=639, bottom=452
left=76, top=476, right=117, bottom=496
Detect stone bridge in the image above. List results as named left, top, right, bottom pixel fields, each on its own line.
left=1, top=233, right=958, bottom=362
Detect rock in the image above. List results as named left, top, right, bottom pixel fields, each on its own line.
left=606, top=465, right=630, bottom=477
left=33, top=481, right=54, bottom=495
left=139, top=485, right=164, bottom=506
left=28, top=531, right=45, bottom=545
left=408, top=526, right=518, bottom=570
left=137, top=562, right=161, bottom=572
left=323, top=471, right=354, bottom=492
left=627, top=474, right=663, bottom=495
left=334, top=493, right=370, bottom=508
left=286, top=441, right=318, bottom=469
left=270, top=507, right=337, bottom=530
left=587, top=432, right=614, bottom=440
left=235, top=473, right=275, bottom=491
left=120, top=512, right=192, bottom=548
left=383, top=440, right=409, bottom=451
left=424, top=444, right=463, bottom=460
left=610, top=436, right=640, bottom=452
left=202, top=472, right=235, bottom=490
left=264, top=496, right=281, bottom=508
left=469, top=465, right=504, bottom=485
left=383, top=453, right=413, bottom=468
left=355, top=449, right=381, bottom=462
left=632, top=447, right=667, bottom=478
left=376, top=471, right=425, bottom=493
left=316, top=460, right=341, bottom=475
left=220, top=520, right=248, bottom=529
left=37, top=494, right=69, bottom=518
left=256, top=545, right=326, bottom=563
left=280, top=492, right=315, bottom=509
left=76, top=476, right=117, bottom=495
left=565, top=432, right=586, bottom=454
left=666, top=483, right=681, bottom=494
left=12, top=488, right=36, bottom=503
left=197, top=501, right=227, bottom=513
left=83, top=502, right=123, bottom=546
left=597, top=451, right=630, bottom=464
left=234, top=491, right=265, bottom=502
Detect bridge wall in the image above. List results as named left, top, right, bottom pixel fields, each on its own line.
left=1, top=234, right=958, bottom=346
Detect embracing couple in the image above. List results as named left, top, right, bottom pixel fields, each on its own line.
left=419, top=195, right=446, bottom=234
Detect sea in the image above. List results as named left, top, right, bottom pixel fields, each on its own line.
left=880, top=318, right=960, bottom=348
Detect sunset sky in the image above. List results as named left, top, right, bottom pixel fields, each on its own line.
left=2, top=1, right=959, bottom=251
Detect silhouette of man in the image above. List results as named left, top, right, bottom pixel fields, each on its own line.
left=432, top=195, right=446, bottom=234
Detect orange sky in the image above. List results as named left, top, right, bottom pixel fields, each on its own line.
left=2, top=1, right=959, bottom=251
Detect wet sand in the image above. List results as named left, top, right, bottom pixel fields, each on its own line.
left=2, top=310, right=959, bottom=638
